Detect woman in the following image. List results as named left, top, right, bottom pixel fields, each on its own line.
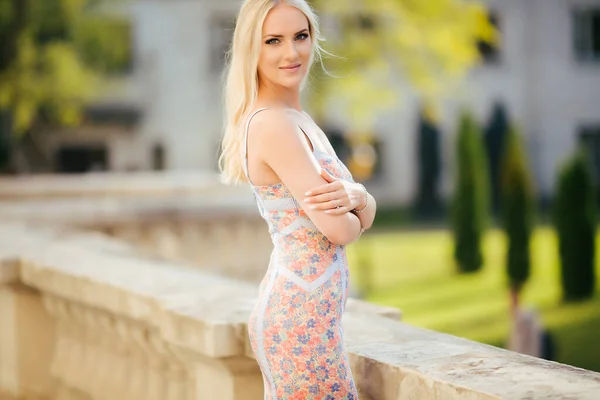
left=219, top=0, right=377, bottom=398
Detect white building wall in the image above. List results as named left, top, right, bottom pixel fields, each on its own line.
left=365, top=0, right=532, bottom=204
left=103, top=0, right=600, bottom=204
left=132, top=1, right=216, bottom=171
left=523, top=0, right=600, bottom=196
left=370, top=0, right=600, bottom=204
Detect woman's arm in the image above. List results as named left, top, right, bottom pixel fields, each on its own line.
left=352, top=189, right=377, bottom=231
left=303, top=169, right=377, bottom=231
left=248, top=109, right=363, bottom=245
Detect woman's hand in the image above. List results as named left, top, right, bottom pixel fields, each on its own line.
left=303, top=169, right=367, bottom=215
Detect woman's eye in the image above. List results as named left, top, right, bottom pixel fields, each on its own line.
left=266, top=38, right=280, bottom=45
left=296, top=33, right=309, bottom=41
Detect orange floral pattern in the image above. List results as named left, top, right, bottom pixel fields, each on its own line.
left=248, top=152, right=358, bottom=399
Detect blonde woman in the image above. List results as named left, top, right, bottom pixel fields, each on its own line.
left=219, top=0, right=377, bottom=398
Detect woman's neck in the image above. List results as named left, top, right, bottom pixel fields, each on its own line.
left=257, top=80, right=302, bottom=111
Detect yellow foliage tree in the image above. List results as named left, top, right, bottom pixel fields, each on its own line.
left=309, top=0, right=497, bottom=131
left=0, top=0, right=130, bottom=170
left=305, top=0, right=496, bottom=180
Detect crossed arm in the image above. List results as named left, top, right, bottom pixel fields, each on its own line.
left=247, top=109, right=376, bottom=245
left=304, top=168, right=377, bottom=231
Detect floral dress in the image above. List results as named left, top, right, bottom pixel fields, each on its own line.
left=243, top=109, right=359, bottom=400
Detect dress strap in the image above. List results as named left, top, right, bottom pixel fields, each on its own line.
left=297, top=125, right=317, bottom=154
left=242, top=108, right=269, bottom=182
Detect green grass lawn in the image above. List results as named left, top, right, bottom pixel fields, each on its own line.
left=346, top=227, right=600, bottom=372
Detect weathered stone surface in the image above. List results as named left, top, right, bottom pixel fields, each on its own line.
left=0, top=171, right=226, bottom=200
left=0, top=176, right=273, bottom=285
left=2, top=223, right=600, bottom=400
left=346, top=297, right=402, bottom=320
left=343, top=312, right=600, bottom=399
left=0, top=195, right=257, bottom=225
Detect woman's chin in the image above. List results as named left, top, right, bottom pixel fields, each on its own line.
left=278, top=76, right=305, bottom=90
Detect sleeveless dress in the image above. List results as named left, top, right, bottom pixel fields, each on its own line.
left=244, top=108, right=359, bottom=400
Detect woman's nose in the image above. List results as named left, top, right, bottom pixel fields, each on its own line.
left=285, top=41, right=299, bottom=59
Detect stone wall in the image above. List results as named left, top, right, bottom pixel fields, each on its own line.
left=0, top=172, right=273, bottom=284
left=2, top=224, right=600, bottom=400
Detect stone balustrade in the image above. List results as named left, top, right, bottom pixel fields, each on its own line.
left=0, top=171, right=227, bottom=200
left=2, top=223, right=600, bottom=400
left=0, top=172, right=273, bottom=284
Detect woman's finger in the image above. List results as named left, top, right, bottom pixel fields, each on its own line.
left=304, top=181, right=344, bottom=196
left=305, top=183, right=334, bottom=197
left=325, top=205, right=350, bottom=215
left=306, top=190, right=345, bottom=205
left=305, top=180, right=342, bottom=197
left=310, top=199, right=346, bottom=211
left=320, top=169, right=338, bottom=183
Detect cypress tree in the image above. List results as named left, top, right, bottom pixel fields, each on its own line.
left=452, top=110, right=489, bottom=273
left=500, top=125, right=534, bottom=293
left=484, top=102, right=509, bottom=215
left=415, top=105, right=442, bottom=219
left=553, top=149, right=597, bottom=301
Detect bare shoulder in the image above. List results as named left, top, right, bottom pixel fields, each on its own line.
left=248, top=108, right=306, bottom=153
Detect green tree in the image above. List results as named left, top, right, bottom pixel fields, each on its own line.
left=553, top=149, right=597, bottom=302
left=309, top=0, right=497, bottom=131
left=500, top=125, right=534, bottom=299
left=415, top=104, right=442, bottom=219
left=452, top=110, right=489, bottom=273
left=484, top=102, right=510, bottom=215
left=0, top=0, right=129, bottom=171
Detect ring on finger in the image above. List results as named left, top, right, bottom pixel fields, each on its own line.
left=335, top=199, right=341, bottom=209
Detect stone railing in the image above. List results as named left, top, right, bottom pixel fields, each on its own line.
left=0, top=172, right=273, bottom=284
left=0, top=171, right=227, bottom=200
left=2, top=223, right=600, bottom=400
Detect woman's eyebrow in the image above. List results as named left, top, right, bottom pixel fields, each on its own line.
left=263, top=28, right=309, bottom=39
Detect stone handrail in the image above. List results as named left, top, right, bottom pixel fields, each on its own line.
left=0, top=178, right=273, bottom=284
left=0, top=171, right=228, bottom=200
left=1, top=224, right=600, bottom=400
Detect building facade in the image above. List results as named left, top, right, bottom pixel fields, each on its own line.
left=43, top=0, right=600, bottom=205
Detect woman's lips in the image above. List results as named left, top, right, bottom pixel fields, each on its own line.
left=280, top=64, right=301, bottom=72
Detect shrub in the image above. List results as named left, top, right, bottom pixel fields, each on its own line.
left=484, top=102, right=510, bottom=215
left=553, top=149, right=597, bottom=301
left=500, top=125, right=534, bottom=291
left=452, top=110, right=489, bottom=273
left=415, top=106, right=442, bottom=219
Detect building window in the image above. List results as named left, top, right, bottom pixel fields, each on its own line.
left=152, top=143, right=166, bottom=171
left=573, top=8, right=600, bottom=63
left=579, top=126, right=600, bottom=193
left=477, top=11, right=501, bottom=64
left=210, top=15, right=236, bottom=74
left=55, top=144, right=108, bottom=173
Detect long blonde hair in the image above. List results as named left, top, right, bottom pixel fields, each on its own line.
left=218, top=0, right=326, bottom=185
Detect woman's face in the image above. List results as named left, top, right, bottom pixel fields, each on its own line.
left=258, top=4, right=312, bottom=90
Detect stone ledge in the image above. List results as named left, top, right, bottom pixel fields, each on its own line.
left=0, top=260, right=18, bottom=284
left=0, top=195, right=258, bottom=225
left=343, top=312, right=600, bottom=399
left=345, top=297, right=402, bottom=320
left=0, top=172, right=258, bottom=226
left=0, top=171, right=225, bottom=200
left=2, top=224, right=600, bottom=400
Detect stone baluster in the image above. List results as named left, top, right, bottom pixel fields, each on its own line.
left=158, top=294, right=264, bottom=400
left=147, top=332, right=192, bottom=400
left=43, top=295, right=90, bottom=400
left=0, top=261, right=21, bottom=399
left=178, top=220, right=204, bottom=268
left=87, top=312, right=116, bottom=398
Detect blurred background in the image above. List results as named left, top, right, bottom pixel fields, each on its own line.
left=0, top=0, right=599, bottom=378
